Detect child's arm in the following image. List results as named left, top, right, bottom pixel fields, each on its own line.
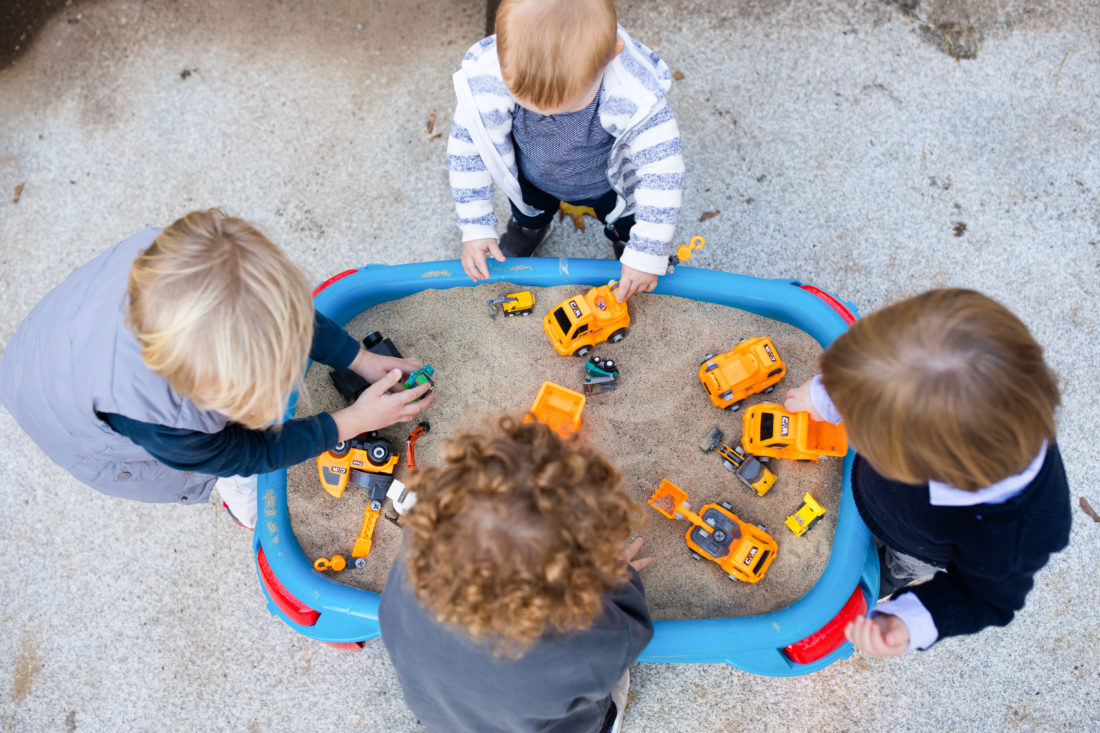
left=331, top=369, right=433, bottom=440
left=448, top=113, right=503, bottom=281
left=614, top=101, right=684, bottom=300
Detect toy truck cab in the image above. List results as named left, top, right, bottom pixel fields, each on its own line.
left=543, top=283, right=630, bottom=357
left=742, top=404, right=848, bottom=461
left=698, top=336, right=786, bottom=410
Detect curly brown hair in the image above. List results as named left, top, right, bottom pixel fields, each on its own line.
left=402, top=415, right=644, bottom=657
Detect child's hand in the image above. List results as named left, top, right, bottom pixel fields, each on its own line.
left=844, top=614, right=909, bottom=657
left=349, top=349, right=424, bottom=393
left=623, top=537, right=653, bottom=572
left=784, top=379, right=822, bottom=420
left=614, top=263, right=658, bottom=302
left=462, top=238, right=505, bottom=281
left=332, top=369, right=433, bottom=439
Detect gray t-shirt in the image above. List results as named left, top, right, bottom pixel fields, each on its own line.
left=512, top=81, right=614, bottom=202
left=379, top=548, right=653, bottom=733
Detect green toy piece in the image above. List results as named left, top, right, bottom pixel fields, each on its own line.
left=403, top=365, right=435, bottom=400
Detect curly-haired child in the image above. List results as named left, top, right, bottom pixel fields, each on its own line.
left=450, top=0, right=683, bottom=302
left=0, top=209, right=432, bottom=530
left=785, top=288, right=1070, bottom=657
left=379, top=416, right=652, bottom=733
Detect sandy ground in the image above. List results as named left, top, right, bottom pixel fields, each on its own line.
left=1, top=1, right=1098, bottom=731
left=288, top=284, right=841, bottom=619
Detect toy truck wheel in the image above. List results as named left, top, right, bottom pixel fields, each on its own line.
left=609, top=328, right=627, bottom=344
left=704, top=360, right=719, bottom=372
left=573, top=345, right=591, bottom=357
left=728, top=574, right=739, bottom=582
left=505, top=311, right=515, bottom=317
left=757, top=455, right=771, bottom=464
left=370, top=499, right=382, bottom=511
left=763, top=386, right=775, bottom=394
left=330, top=441, right=350, bottom=457
left=722, top=460, right=736, bottom=473
left=690, top=552, right=703, bottom=561
left=719, top=501, right=732, bottom=510
left=521, top=310, right=531, bottom=316
left=367, top=442, right=392, bottom=465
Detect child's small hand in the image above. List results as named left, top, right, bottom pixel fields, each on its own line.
left=614, top=263, right=658, bottom=302
left=462, top=238, right=505, bottom=281
left=623, top=537, right=653, bottom=572
left=844, top=613, right=909, bottom=657
left=350, top=350, right=425, bottom=393
left=333, top=369, right=433, bottom=439
left=784, top=379, right=822, bottom=420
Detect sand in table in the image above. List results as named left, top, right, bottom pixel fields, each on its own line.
left=288, top=283, right=843, bottom=620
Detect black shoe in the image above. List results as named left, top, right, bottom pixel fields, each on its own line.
left=499, top=218, right=554, bottom=257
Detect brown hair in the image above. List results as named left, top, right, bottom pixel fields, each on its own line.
left=402, top=415, right=643, bottom=657
left=496, top=0, right=618, bottom=110
left=822, top=288, right=1059, bottom=491
left=126, top=209, right=314, bottom=429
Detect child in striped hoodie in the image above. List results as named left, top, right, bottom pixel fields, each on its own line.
left=449, top=0, right=684, bottom=302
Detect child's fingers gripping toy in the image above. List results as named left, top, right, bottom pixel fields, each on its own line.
left=647, top=479, right=777, bottom=584
left=543, top=282, right=630, bottom=357
left=741, top=404, right=847, bottom=462
left=698, top=336, right=786, bottom=412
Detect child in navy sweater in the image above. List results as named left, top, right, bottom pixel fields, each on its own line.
left=785, top=289, right=1070, bottom=656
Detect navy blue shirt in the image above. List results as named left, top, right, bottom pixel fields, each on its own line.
left=101, top=312, right=358, bottom=477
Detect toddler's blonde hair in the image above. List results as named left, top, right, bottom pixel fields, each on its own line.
left=822, top=289, right=1059, bottom=491
left=496, top=0, right=618, bottom=110
left=126, top=209, right=314, bottom=429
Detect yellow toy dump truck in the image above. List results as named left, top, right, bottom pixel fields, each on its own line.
left=648, top=479, right=778, bottom=584
left=543, top=282, right=630, bottom=357
left=741, top=404, right=848, bottom=461
left=698, top=336, right=786, bottom=411
left=785, top=493, right=826, bottom=536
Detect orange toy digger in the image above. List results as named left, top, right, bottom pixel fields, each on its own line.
left=648, top=479, right=778, bottom=583
left=317, top=432, right=400, bottom=559
left=543, top=282, right=630, bottom=357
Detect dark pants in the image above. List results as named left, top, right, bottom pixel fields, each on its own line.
left=510, top=174, right=635, bottom=250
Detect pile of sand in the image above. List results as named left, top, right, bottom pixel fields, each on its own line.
left=288, top=283, right=843, bottom=620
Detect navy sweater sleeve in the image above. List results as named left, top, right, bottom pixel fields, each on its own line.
left=100, top=310, right=355, bottom=476
left=103, top=412, right=339, bottom=477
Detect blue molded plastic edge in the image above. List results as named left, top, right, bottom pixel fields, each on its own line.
left=253, top=257, right=878, bottom=675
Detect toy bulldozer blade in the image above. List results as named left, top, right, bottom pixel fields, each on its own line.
left=699, top=426, right=724, bottom=453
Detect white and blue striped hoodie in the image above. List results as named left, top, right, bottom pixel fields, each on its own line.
left=448, top=26, right=684, bottom=276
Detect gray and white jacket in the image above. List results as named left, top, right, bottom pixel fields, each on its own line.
left=449, top=26, right=684, bottom=276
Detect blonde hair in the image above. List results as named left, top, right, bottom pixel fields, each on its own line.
left=496, top=0, right=618, bottom=110
left=126, top=209, right=314, bottom=429
left=403, top=416, right=644, bottom=658
left=822, top=288, right=1059, bottom=491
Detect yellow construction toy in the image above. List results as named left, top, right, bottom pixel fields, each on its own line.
left=741, top=404, right=848, bottom=461
left=648, top=479, right=778, bottom=584
left=317, top=432, right=401, bottom=560
left=698, top=336, right=786, bottom=411
left=785, top=493, right=826, bottom=536
left=674, top=235, right=706, bottom=263
left=313, top=555, right=347, bottom=572
left=543, top=282, right=630, bottom=357
left=527, top=381, right=586, bottom=438
left=487, top=291, right=535, bottom=318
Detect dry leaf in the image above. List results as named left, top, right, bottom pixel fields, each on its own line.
left=428, top=133, right=442, bottom=141
left=558, top=202, right=596, bottom=231
left=1080, top=497, right=1100, bottom=523
left=180, top=69, right=191, bottom=80
left=13, top=183, right=24, bottom=204
left=352, top=714, right=361, bottom=727
left=427, top=113, right=436, bottom=134
left=672, top=70, right=685, bottom=80
left=698, top=210, right=720, bottom=222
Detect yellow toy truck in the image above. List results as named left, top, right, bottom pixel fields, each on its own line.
left=543, top=282, right=630, bottom=357
left=701, top=427, right=776, bottom=497
left=698, top=336, right=786, bottom=411
left=648, top=479, right=778, bottom=584
left=741, top=404, right=848, bottom=461
left=785, top=493, right=826, bottom=536
left=487, top=291, right=535, bottom=318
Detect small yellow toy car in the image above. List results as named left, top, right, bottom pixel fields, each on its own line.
left=698, top=336, right=786, bottom=411
left=785, top=493, right=826, bottom=536
left=741, top=404, right=848, bottom=461
left=543, top=282, right=630, bottom=357
left=487, top=291, right=535, bottom=318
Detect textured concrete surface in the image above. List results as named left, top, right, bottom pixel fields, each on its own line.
left=1, top=1, right=1098, bottom=731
